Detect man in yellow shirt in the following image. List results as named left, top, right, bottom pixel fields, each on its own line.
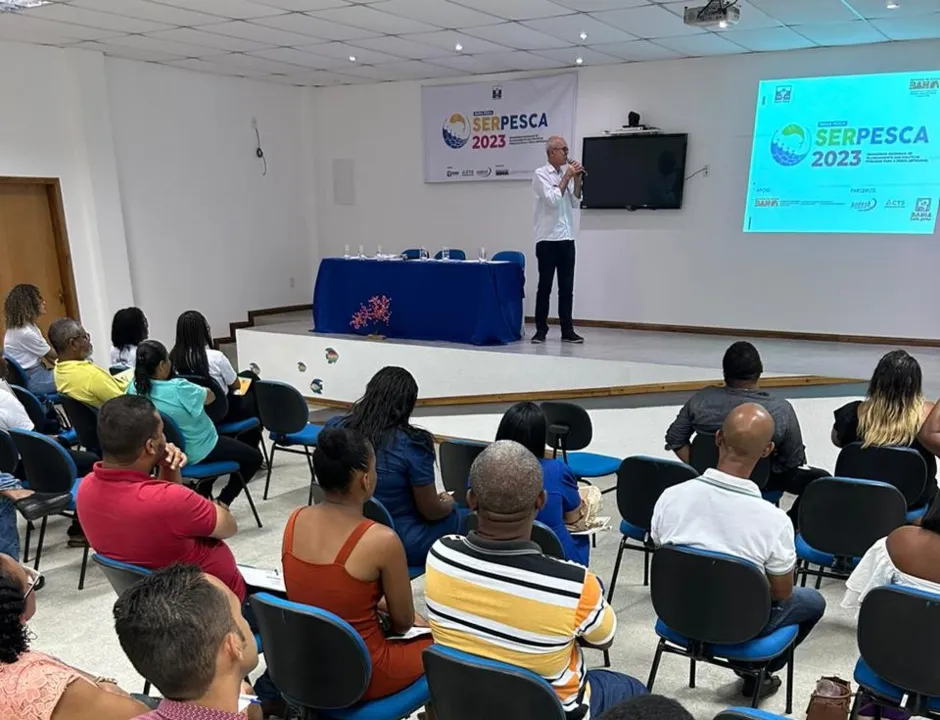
left=49, top=318, right=129, bottom=409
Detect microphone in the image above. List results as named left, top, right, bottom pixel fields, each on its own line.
left=568, top=160, right=588, bottom=178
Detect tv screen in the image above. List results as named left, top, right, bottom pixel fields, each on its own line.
left=580, top=134, right=689, bottom=210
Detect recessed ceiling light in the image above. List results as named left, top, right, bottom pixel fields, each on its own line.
left=348, top=55, right=356, bottom=62
left=575, top=57, right=584, bottom=65
left=718, top=18, right=728, bottom=28
left=455, top=43, right=463, bottom=51
left=886, top=0, right=899, bottom=7
left=579, top=31, right=588, bottom=40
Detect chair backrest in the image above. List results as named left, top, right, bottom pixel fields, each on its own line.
left=158, top=412, right=188, bottom=453
left=179, top=374, right=229, bottom=425
left=491, top=250, right=526, bottom=268
left=858, top=585, right=940, bottom=700
left=401, top=248, right=421, bottom=259
left=254, top=380, right=309, bottom=436
left=0, top=430, right=18, bottom=475
left=799, top=477, right=906, bottom=559
left=2, top=355, right=29, bottom=388
left=250, top=593, right=371, bottom=711
left=59, top=395, right=102, bottom=455
left=690, top=432, right=771, bottom=489
left=439, top=440, right=487, bottom=499
left=363, top=497, right=395, bottom=529
left=651, top=545, right=771, bottom=645
left=91, top=554, right=152, bottom=596
left=109, top=365, right=129, bottom=376
left=423, top=645, right=564, bottom=720
left=435, top=248, right=467, bottom=260
left=835, top=443, right=927, bottom=507
left=540, top=401, right=592, bottom=453
left=617, top=456, right=698, bottom=534
left=10, top=385, right=48, bottom=429
left=9, top=429, right=78, bottom=493
left=464, top=514, right=566, bottom=560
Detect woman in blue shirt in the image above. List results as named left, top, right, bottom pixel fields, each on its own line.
left=129, top=340, right=262, bottom=507
left=328, top=366, right=465, bottom=567
left=495, top=402, right=589, bottom=566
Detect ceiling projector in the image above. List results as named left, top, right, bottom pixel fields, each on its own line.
left=683, top=1, right=741, bottom=28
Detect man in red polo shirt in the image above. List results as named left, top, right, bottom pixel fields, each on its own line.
left=77, top=394, right=245, bottom=601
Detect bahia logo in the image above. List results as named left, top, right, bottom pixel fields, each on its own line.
left=442, top=113, right=470, bottom=149
left=770, top=124, right=811, bottom=166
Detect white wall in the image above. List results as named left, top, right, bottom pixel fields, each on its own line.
left=309, top=39, right=940, bottom=340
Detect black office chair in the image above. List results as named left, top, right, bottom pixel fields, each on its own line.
left=0, top=429, right=18, bottom=474
left=690, top=432, right=772, bottom=490
left=423, top=645, right=565, bottom=720
left=180, top=374, right=266, bottom=454
left=541, top=401, right=621, bottom=489
left=464, top=512, right=565, bottom=560
left=250, top=592, right=429, bottom=719
left=835, top=443, right=928, bottom=521
left=254, top=381, right=323, bottom=502
left=10, top=385, right=75, bottom=445
left=59, top=395, right=101, bottom=456
left=796, top=477, right=906, bottom=588
left=647, top=546, right=799, bottom=713
left=853, top=586, right=940, bottom=719
left=109, top=365, right=129, bottom=376
left=439, top=440, right=487, bottom=504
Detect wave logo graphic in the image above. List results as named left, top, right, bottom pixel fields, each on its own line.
left=442, top=113, right=470, bottom=149
left=770, top=124, right=811, bottom=166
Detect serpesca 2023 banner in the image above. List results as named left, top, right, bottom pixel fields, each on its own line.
left=422, top=73, right=578, bottom=183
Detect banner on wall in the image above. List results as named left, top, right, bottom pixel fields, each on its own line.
left=422, top=73, right=578, bottom=183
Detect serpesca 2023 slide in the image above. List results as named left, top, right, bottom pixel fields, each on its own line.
left=743, top=70, right=939, bottom=235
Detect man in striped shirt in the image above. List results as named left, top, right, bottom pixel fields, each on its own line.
left=426, top=440, right=646, bottom=719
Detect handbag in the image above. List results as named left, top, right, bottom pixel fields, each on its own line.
left=566, top=485, right=602, bottom=533
left=806, top=676, right=853, bottom=720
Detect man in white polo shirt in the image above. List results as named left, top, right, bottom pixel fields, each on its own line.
left=651, top=403, right=825, bottom=700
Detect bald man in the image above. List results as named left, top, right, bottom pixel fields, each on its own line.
left=531, top=135, right=583, bottom=344
left=651, top=403, right=826, bottom=700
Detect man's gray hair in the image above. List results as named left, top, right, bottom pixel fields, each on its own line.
left=47, top=317, right=83, bottom=354
left=545, top=135, right=565, bottom=153
left=469, top=440, right=543, bottom=514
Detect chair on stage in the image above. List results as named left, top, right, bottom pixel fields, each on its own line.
left=492, top=250, right=525, bottom=268
left=401, top=248, right=422, bottom=259
left=434, top=249, right=466, bottom=260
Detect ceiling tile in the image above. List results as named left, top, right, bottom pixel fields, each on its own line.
left=398, top=29, right=511, bottom=53
left=328, top=63, right=391, bottom=80
left=592, top=4, right=705, bottom=38
left=843, top=0, right=940, bottom=20
left=464, top=21, right=574, bottom=49
left=533, top=46, right=624, bottom=65
left=653, top=32, right=749, bottom=55
left=353, top=60, right=461, bottom=80
left=289, top=69, right=376, bottom=84
left=377, top=0, right=502, bottom=28
left=792, top=19, right=890, bottom=45
left=75, top=40, right=189, bottom=63
left=0, top=14, right=125, bottom=41
left=147, top=27, right=272, bottom=52
left=0, top=22, right=76, bottom=45
left=248, top=46, right=338, bottom=67
left=199, top=19, right=320, bottom=45
left=480, top=49, right=569, bottom=68
left=201, top=50, right=317, bottom=72
left=69, top=0, right=222, bottom=27
left=309, top=5, right=441, bottom=33
left=297, top=41, right=401, bottom=63
left=430, top=52, right=517, bottom=72
left=447, top=0, right=575, bottom=21
left=147, top=0, right=286, bottom=19
left=523, top=13, right=638, bottom=43
left=30, top=4, right=174, bottom=34
left=721, top=25, right=818, bottom=50
left=103, top=32, right=221, bottom=57
left=589, top=39, right=682, bottom=60
left=345, top=34, right=456, bottom=59
left=551, top=0, right=648, bottom=9
left=748, top=0, right=860, bottom=24
left=167, top=57, right=275, bottom=78
left=248, top=0, right=351, bottom=9
left=870, top=11, right=940, bottom=39
left=662, top=0, right=783, bottom=30
left=253, top=12, right=382, bottom=39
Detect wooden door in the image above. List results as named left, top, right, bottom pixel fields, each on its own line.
left=0, top=179, right=77, bottom=335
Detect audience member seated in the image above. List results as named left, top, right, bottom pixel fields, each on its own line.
left=169, top=310, right=262, bottom=447
left=665, top=341, right=825, bottom=523
left=327, top=366, right=466, bottom=567
left=495, top=401, right=589, bottom=565
left=282, top=427, right=431, bottom=700
left=833, top=349, right=937, bottom=509
left=0, top=553, right=147, bottom=720
left=426, top=440, right=647, bottom=718
left=2, top=284, right=57, bottom=396
left=130, top=340, right=261, bottom=507
left=0, top=356, right=40, bottom=434
left=49, top=319, right=129, bottom=409
left=113, top=564, right=263, bottom=720
left=599, top=694, right=694, bottom=720
left=653, top=403, right=826, bottom=700
left=843, top=494, right=940, bottom=613
left=109, top=306, right=148, bottom=369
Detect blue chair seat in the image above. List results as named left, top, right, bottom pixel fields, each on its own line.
left=620, top=519, right=646, bottom=542
left=906, top=504, right=929, bottom=523
left=218, top=418, right=260, bottom=435
left=567, top=451, right=621, bottom=478
left=854, top=657, right=940, bottom=710
left=58, top=428, right=78, bottom=446
left=320, top=677, right=429, bottom=720
left=654, top=617, right=798, bottom=662
left=70, top=476, right=81, bottom=511
left=270, top=423, right=323, bottom=447
left=255, top=633, right=262, bottom=653
left=762, top=490, right=783, bottom=505
left=795, top=534, right=860, bottom=570
left=181, top=460, right=240, bottom=480
left=408, top=566, right=425, bottom=580
left=721, top=708, right=792, bottom=720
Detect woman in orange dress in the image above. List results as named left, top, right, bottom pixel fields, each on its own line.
left=281, top=426, right=431, bottom=700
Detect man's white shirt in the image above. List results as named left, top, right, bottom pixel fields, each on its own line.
left=532, top=163, right=577, bottom=244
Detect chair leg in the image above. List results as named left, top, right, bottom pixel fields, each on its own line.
left=240, top=476, right=262, bottom=529
left=800, top=563, right=808, bottom=587
left=689, top=658, right=696, bottom=688
left=815, top=569, right=823, bottom=590
left=751, top=667, right=767, bottom=708
left=23, top=520, right=33, bottom=563
left=142, top=680, right=151, bottom=696
left=307, top=478, right=315, bottom=506
left=33, top=516, right=48, bottom=571
left=785, top=645, right=795, bottom=714
left=646, top=639, right=665, bottom=691
left=263, top=446, right=277, bottom=500
left=849, top=690, right=863, bottom=720
left=607, top=539, right=626, bottom=604
left=258, top=435, right=269, bottom=468
left=602, top=648, right=611, bottom=668
left=643, top=546, right=651, bottom=587
left=78, top=541, right=90, bottom=590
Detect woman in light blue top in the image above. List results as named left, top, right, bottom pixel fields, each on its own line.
left=128, top=340, right=262, bottom=507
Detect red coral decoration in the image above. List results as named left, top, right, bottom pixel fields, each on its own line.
left=350, top=295, right=392, bottom=333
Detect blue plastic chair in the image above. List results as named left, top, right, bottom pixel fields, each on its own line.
left=541, top=401, right=621, bottom=485
left=179, top=374, right=267, bottom=463
left=3, top=354, right=60, bottom=404
left=159, top=413, right=262, bottom=529
left=647, top=546, right=799, bottom=713
left=715, top=709, right=789, bottom=720
left=434, top=249, right=466, bottom=260
left=835, top=443, right=929, bottom=522
left=491, top=250, right=525, bottom=268
left=423, top=645, right=564, bottom=720
left=363, top=497, right=425, bottom=579
left=401, top=248, right=422, bottom=259
left=11, top=384, right=76, bottom=446
left=250, top=593, right=429, bottom=720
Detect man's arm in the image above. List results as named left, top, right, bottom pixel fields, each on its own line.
left=775, top=402, right=807, bottom=468
left=533, top=167, right=572, bottom=207
left=210, top=502, right=238, bottom=539
left=570, top=161, right=583, bottom=200
left=766, top=523, right=797, bottom=602
left=767, top=570, right=794, bottom=602
left=575, top=573, right=617, bottom=650
left=664, top=401, right=695, bottom=463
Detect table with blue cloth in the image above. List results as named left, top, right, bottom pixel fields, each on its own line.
left=313, top=258, right=524, bottom=346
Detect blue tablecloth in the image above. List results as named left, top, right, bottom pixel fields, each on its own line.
left=313, top=258, right=524, bottom=346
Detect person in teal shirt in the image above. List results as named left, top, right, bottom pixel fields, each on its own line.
left=128, top=340, right=262, bottom=507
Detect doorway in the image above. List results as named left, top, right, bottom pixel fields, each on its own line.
left=0, top=177, right=79, bottom=335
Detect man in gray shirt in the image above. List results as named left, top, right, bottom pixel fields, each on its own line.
left=665, top=341, right=827, bottom=524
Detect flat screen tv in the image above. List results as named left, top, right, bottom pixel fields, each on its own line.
left=580, top=133, right=689, bottom=210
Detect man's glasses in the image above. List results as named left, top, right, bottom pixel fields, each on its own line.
left=22, top=564, right=44, bottom=597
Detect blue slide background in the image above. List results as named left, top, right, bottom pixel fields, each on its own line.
left=743, top=71, right=940, bottom=234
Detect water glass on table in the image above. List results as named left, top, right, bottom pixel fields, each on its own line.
left=420, top=247, right=429, bottom=261
left=358, top=245, right=364, bottom=259
left=344, top=244, right=350, bottom=259
left=377, top=245, right=383, bottom=259
left=441, top=246, right=450, bottom=261
left=478, top=247, right=487, bottom=262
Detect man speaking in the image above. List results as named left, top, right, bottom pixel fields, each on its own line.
left=532, top=135, right=583, bottom=344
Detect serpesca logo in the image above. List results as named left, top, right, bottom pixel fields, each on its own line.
left=442, top=113, right=471, bottom=149
left=770, top=124, right=812, bottom=166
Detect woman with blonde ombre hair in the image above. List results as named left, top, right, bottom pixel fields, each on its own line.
left=832, top=349, right=937, bottom=508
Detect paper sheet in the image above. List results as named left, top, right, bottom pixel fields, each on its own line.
left=386, top=626, right=433, bottom=641
left=237, top=564, right=286, bottom=593
left=570, top=516, right=611, bottom=537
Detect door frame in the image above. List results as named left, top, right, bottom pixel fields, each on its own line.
left=0, top=176, right=80, bottom=323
